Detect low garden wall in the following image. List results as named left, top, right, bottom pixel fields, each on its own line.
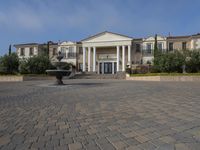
left=0, top=76, right=23, bottom=82
left=126, top=76, right=200, bottom=81
left=0, top=75, right=54, bottom=82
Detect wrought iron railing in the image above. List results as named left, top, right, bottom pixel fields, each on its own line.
left=142, top=49, right=167, bottom=57
left=67, top=52, right=76, bottom=59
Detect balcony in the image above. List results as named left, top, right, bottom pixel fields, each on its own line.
left=142, top=49, right=167, bottom=57
left=67, top=52, right=76, bottom=59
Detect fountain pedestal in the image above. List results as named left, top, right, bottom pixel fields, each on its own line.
left=46, top=52, right=71, bottom=85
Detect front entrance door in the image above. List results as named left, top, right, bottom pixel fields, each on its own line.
left=104, top=62, right=112, bottom=74
left=99, top=62, right=117, bottom=74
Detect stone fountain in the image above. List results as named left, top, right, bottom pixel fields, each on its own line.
left=46, top=51, right=71, bottom=85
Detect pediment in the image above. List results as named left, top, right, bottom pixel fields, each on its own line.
left=60, top=41, right=75, bottom=45
left=82, top=31, right=133, bottom=43
left=144, top=36, right=166, bottom=41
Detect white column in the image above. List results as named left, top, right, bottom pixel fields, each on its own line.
left=191, top=39, right=194, bottom=50
left=128, top=45, right=131, bottom=67
left=83, top=47, right=86, bottom=72
left=112, top=62, right=114, bottom=74
left=74, top=46, right=77, bottom=70
left=122, top=45, right=125, bottom=71
left=93, top=47, right=96, bottom=72
left=117, top=46, right=120, bottom=72
left=88, top=47, right=91, bottom=72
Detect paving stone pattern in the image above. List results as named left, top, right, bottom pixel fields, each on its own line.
left=0, top=79, right=200, bottom=150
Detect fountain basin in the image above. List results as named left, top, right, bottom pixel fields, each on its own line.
left=51, top=62, right=68, bottom=68
left=46, top=70, right=71, bottom=76
left=46, top=70, right=71, bottom=85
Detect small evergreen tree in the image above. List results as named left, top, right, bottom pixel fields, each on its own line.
left=8, top=44, right=12, bottom=56
left=154, top=34, right=158, bottom=58
left=153, top=34, right=161, bottom=69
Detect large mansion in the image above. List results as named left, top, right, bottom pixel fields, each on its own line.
left=14, top=31, right=200, bottom=74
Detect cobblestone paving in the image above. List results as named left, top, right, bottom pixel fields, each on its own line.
left=1, top=79, right=200, bottom=150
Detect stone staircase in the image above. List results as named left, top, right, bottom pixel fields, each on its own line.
left=70, top=72, right=126, bottom=79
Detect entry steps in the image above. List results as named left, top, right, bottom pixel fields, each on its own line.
left=70, top=72, right=126, bottom=79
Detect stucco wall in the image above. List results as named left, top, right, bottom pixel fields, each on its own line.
left=17, top=46, right=38, bottom=58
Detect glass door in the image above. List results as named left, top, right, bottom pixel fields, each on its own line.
left=104, top=62, right=112, bottom=74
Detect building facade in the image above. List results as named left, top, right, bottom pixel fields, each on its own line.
left=14, top=31, right=200, bottom=74
left=14, top=43, right=45, bottom=59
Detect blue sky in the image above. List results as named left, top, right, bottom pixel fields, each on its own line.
left=0, top=0, right=200, bottom=56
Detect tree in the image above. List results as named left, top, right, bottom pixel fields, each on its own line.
left=19, top=54, right=53, bottom=74
left=186, top=50, right=200, bottom=72
left=152, top=50, right=185, bottom=73
left=26, top=55, right=52, bottom=74
left=153, top=34, right=161, bottom=67
left=154, top=34, right=158, bottom=58
left=18, top=58, right=29, bottom=74
left=8, top=44, right=12, bottom=56
left=0, top=53, right=19, bottom=74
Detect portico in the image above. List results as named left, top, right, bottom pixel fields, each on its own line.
left=81, top=31, right=133, bottom=74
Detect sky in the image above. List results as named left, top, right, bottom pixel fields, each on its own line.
left=0, top=0, right=200, bottom=56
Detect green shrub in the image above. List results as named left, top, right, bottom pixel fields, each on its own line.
left=186, top=50, right=200, bottom=73
left=18, top=58, right=29, bottom=74
left=153, top=50, right=185, bottom=73
left=19, top=55, right=52, bottom=74
left=0, top=53, right=19, bottom=74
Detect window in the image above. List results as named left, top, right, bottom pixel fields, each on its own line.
left=29, top=47, right=33, bottom=56
left=169, top=42, right=173, bottom=51
left=69, top=47, right=74, bottom=53
left=136, top=44, right=141, bottom=52
left=146, top=43, right=152, bottom=54
left=53, top=48, right=57, bottom=56
left=61, top=47, right=66, bottom=58
left=182, top=42, right=187, bottom=50
left=68, top=47, right=76, bottom=58
left=158, top=43, right=163, bottom=50
left=79, top=47, right=83, bottom=54
left=20, top=48, right=25, bottom=56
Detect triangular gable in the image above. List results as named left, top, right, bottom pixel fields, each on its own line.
left=60, top=41, right=75, bottom=45
left=144, top=35, right=166, bottom=41
left=81, top=31, right=133, bottom=42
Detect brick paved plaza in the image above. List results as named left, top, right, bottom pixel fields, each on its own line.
left=1, top=79, right=200, bottom=150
